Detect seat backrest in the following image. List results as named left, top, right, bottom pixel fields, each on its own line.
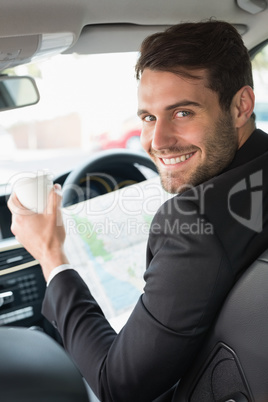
left=0, top=327, right=90, bottom=402
left=174, top=249, right=268, bottom=402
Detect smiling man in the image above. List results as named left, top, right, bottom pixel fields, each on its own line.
left=138, top=69, right=253, bottom=193
left=8, top=20, right=268, bottom=402
left=136, top=26, right=256, bottom=194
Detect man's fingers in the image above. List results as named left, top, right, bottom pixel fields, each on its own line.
left=44, top=184, right=65, bottom=229
left=54, top=183, right=62, bottom=196
left=7, top=192, right=32, bottom=216
left=44, top=183, right=61, bottom=214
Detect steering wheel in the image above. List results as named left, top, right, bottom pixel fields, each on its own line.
left=62, top=149, right=158, bottom=207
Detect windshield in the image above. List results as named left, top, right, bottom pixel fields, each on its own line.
left=1, top=45, right=268, bottom=191
left=0, top=52, right=141, bottom=188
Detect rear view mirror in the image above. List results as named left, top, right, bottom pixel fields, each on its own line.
left=0, top=75, right=40, bottom=112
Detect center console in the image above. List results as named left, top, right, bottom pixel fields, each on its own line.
left=0, top=238, right=46, bottom=327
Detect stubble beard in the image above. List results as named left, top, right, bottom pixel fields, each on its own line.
left=154, top=112, right=238, bottom=194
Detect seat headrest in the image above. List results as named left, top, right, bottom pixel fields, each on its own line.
left=0, top=327, right=89, bottom=402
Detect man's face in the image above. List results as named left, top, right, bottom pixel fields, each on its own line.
left=137, top=69, right=238, bottom=193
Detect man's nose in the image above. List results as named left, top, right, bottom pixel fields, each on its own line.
left=151, top=119, right=177, bottom=150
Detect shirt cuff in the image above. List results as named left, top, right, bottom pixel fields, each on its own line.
left=46, top=264, right=73, bottom=286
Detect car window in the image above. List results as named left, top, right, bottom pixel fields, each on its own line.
left=0, top=52, right=141, bottom=188
left=252, top=42, right=268, bottom=132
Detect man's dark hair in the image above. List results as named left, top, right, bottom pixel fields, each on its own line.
left=135, top=20, right=254, bottom=112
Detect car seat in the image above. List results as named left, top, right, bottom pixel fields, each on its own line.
left=173, top=248, right=268, bottom=402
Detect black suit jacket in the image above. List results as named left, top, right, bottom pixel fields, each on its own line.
left=42, top=129, right=268, bottom=402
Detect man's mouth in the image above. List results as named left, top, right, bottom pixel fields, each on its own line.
left=161, top=152, right=194, bottom=165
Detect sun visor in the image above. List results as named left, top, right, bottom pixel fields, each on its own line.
left=0, top=32, right=74, bottom=71
left=67, top=24, right=170, bottom=54
left=67, top=23, right=249, bottom=55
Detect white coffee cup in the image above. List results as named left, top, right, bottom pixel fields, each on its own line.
left=13, top=171, right=53, bottom=214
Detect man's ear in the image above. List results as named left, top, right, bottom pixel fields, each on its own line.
left=232, top=86, right=255, bottom=128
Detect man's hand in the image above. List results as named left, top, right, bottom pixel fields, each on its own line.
left=7, top=184, right=69, bottom=281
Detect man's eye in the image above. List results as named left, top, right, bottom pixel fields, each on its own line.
left=176, top=111, right=191, bottom=118
left=144, top=115, right=156, bottom=122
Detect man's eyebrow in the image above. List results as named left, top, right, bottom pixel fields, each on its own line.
left=137, top=100, right=201, bottom=116
left=165, top=100, right=201, bottom=110
left=137, top=108, right=148, bottom=117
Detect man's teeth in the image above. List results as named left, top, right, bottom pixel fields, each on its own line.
left=162, top=153, right=193, bottom=165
